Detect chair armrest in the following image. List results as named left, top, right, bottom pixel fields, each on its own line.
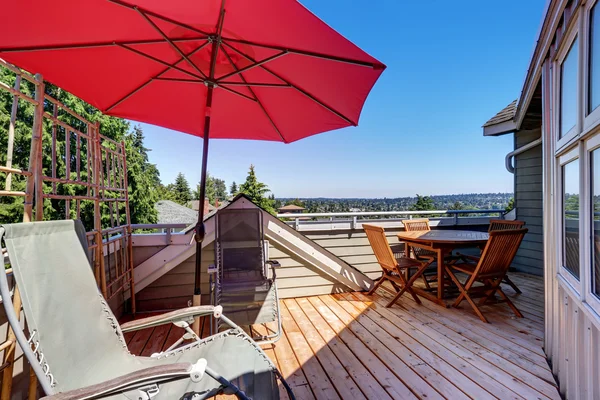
left=120, top=306, right=222, bottom=333
left=266, top=260, right=281, bottom=267
left=41, top=362, right=197, bottom=400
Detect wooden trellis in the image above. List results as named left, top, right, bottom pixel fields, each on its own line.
left=0, top=58, right=135, bottom=399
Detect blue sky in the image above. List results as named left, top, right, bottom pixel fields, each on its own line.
left=139, top=0, right=547, bottom=198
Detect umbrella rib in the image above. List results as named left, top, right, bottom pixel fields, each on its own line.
left=218, top=85, right=257, bottom=102
left=117, top=43, right=204, bottom=80
left=134, top=7, right=208, bottom=80
left=105, top=42, right=208, bottom=112
left=0, top=37, right=207, bottom=53
left=216, top=51, right=288, bottom=82
left=223, top=37, right=384, bottom=69
left=222, top=40, right=357, bottom=126
left=218, top=82, right=290, bottom=88
left=107, top=0, right=212, bottom=36
left=220, top=44, right=287, bottom=142
left=154, top=77, right=204, bottom=83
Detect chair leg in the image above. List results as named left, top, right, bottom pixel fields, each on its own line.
left=368, top=276, right=387, bottom=295
left=445, top=267, right=489, bottom=322
left=385, top=264, right=427, bottom=307
left=496, top=288, right=524, bottom=318
left=445, top=267, right=467, bottom=307
left=503, top=275, right=522, bottom=294
left=478, top=279, right=499, bottom=306
left=422, top=274, right=431, bottom=290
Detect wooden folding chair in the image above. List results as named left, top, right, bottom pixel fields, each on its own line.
left=488, top=219, right=525, bottom=294
left=401, top=219, right=437, bottom=288
left=363, top=224, right=429, bottom=307
left=445, top=228, right=528, bottom=323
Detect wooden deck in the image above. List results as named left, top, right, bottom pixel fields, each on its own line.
left=121, top=273, right=559, bottom=399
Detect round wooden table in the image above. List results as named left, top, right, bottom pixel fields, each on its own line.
left=396, top=230, right=489, bottom=305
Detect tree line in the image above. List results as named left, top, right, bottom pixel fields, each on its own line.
left=161, top=164, right=278, bottom=214
left=0, top=66, right=160, bottom=230
left=275, top=193, right=514, bottom=214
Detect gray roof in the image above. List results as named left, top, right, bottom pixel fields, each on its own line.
left=483, top=100, right=517, bottom=127
left=156, top=200, right=198, bottom=225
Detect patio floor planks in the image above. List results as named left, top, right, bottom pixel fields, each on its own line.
left=120, top=272, right=559, bottom=400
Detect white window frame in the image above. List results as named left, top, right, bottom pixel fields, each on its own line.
left=555, top=25, right=581, bottom=150
left=557, top=146, right=583, bottom=293
left=584, top=134, right=600, bottom=315
left=584, top=0, right=600, bottom=131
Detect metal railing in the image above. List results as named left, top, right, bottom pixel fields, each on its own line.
left=278, top=209, right=507, bottom=231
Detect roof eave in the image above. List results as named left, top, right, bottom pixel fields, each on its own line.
left=483, top=120, right=518, bottom=136
left=515, top=0, right=564, bottom=129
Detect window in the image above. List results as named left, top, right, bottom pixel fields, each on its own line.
left=590, top=4, right=600, bottom=113
left=563, top=159, right=580, bottom=279
left=592, top=149, right=600, bottom=297
left=561, top=38, right=579, bottom=137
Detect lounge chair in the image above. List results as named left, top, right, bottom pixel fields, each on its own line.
left=212, top=208, right=282, bottom=344
left=445, top=228, right=528, bottom=323
left=0, top=220, right=294, bottom=399
left=363, top=224, right=429, bottom=307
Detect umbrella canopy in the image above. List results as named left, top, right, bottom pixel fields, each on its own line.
left=0, top=0, right=385, bottom=143
left=0, top=0, right=385, bottom=319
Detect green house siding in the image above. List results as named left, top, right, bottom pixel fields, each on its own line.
left=514, top=128, right=544, bottom=276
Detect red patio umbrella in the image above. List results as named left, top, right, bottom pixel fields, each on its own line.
left=0, top=0, right=385, bottom=313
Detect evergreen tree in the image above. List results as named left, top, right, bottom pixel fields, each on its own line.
left=238, top=165, right=276, bottom=214
left=410, top=194, right=436, bottom=211
left=173, top=173, right=191, bottom=205
left=124, top=126, right=159, bottom=224
left=214, top=178, right=227, bottom=201
left=449, top=201, right=463, bottom=210
left=229, top=181, right=238, bottom=197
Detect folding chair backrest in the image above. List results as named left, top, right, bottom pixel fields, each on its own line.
left=476, top=228, right=528, bottom=276
left=216, top=208, right=265, bottom=282
left=363, top=224, right=397, bottom=272
left=0, top=220, right=131, bottom=393
left=403, top=219, right=431, bottom=231
left=488, top=219, right=525, bottom=232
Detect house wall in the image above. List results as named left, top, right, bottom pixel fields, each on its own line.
left=514, top=128, right=544, bottom=276
left=134, top=240, right=345, bottom=311
left=136, top=243, right=213, bottom=312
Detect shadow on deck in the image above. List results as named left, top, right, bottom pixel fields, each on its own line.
left=120, top=273, right=559, bottom=400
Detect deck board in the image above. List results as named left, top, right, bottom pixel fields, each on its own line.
left=120, top=272, right=559, bottom=400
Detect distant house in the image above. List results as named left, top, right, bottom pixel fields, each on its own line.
left=188, top=199, right=217, bottom=214
left=277, top=204, right=306, bottom=214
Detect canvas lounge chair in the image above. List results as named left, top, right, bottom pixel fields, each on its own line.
left=212, top=208, right=282, bottom=344
left=445, top=228, right=528, bottom=323
left=0, top=220, right=294, bottom=400
left=363, top=224, right=429, bottom=307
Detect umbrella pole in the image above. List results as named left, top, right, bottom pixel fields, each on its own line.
left=192, top=0, right=225, bottom=336
left=192, top=86, right=214, bottom=335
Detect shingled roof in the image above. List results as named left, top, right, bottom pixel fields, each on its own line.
left=483, top=100, right=517, bottom=127
left=156, top=200, right=198, bottom=225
